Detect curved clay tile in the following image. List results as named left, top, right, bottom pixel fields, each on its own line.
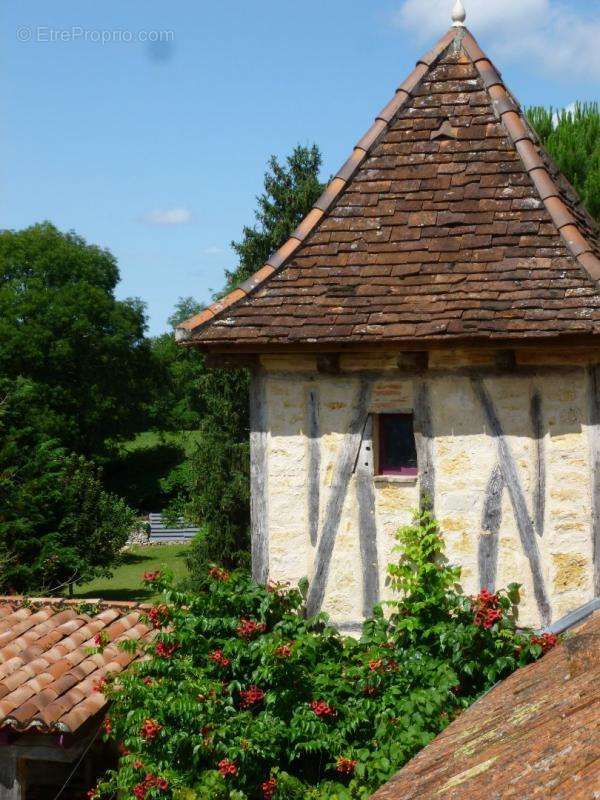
left=0, top=598, right=152, bottom=734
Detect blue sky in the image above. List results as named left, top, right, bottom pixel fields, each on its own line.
left=3, top=0, right=599, bottom=335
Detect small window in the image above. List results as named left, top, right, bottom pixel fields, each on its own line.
left=377, top=413, right=418, bottom=476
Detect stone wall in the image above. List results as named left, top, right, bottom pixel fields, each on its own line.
left=250, top=348, right=600, bottom=630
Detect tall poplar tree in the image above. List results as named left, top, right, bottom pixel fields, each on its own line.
left=528, top=103, right=600, bottom=221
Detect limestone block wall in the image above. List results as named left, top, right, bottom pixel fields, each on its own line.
left=250, top=349, right=600, bottom=630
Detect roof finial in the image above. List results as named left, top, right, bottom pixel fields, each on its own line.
left=451, top=0, right=466, bottom=26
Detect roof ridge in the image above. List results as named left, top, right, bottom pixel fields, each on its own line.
left=0, top=596, right=153, bottom=610
left=176, top=27, right=459, bottom=340
left=460, top=30, right=600, bottom=286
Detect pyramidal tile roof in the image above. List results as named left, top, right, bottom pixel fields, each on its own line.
left=177, top=26, right=600, bottom=347
left=0, top=597, right=154, bottom=734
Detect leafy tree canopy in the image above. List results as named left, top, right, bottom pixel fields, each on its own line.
left=0, top=378, right=135, bottom=593
left=0, top=222, right=155, bottom=459
left=147, top=333, right=206, bottom=434
left=528, top=102, right=600, bottom=221
left=167, top=296, right=205, bottom=330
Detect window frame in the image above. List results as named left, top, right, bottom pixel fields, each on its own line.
left=375, top=412, right=419, bottom=477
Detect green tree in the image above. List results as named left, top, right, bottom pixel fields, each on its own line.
left=103, top=433, right=187, bottom=513
left=106, top=299, right=208, bottom=514
left=166, top=365, right=252, bottom=577
left=0, top=222, right=155, bottom=459
left=0, top=378, right=136, bottom=593
left=528, top=103, right=600, bottom=220
left=167, top=296, right=205, bottom=329
left=166, top=145, right=324, bottom=573
left=148, top=331, right=206, bottom=434
left=227, top=144, right=323, bottom=288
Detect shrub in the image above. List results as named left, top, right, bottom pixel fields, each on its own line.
left=95, top=512, right=555, bottom=800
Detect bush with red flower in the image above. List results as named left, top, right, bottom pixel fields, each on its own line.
left=147, top=604, right=171, bottom=630
left=155, top=642, right=178, bottom=659
left=472, top=588, right=503, bottom=629
left=309, top=699, right=336, bottom=718
left=261, top=777, right=277, bottom=800
left=93, top=512, right=555, bottom=800
left=140, top=719, right=162, bottom=741
left=530, top=632, right=558, bottom=655
left=209, top=650, right=231, bottom=668
left=218, top=759, right=238, bottom=778
left=274, top=643, right=292, bottom=659
left=209, top=567, right=230, bottom=582
left=132, top=773, right=170, bottom=799
left=239, top=686, right=265, bottom=709
left=336, top=758, right=358, bottom=775
left=236, top=618, right=267, bottom=640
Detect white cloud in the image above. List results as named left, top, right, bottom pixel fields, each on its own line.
left=203, top=245, right=224, bottom=255
left=394, top=0, right=600, bottom=79
left=142, top=207, right=193, bottom=226
left=395, top=0, right=547, bottom=38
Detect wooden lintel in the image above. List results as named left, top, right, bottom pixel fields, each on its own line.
left=397, top=351, right=428, bottom=371
left=203, top=354, right=259, bottom=370
left=0, top=744, right=84, bottom=764
left=0, top=757, right=26, bottom=800
left=493, top=349, right=516, bottom=369
left=188, top=334, right=600, bottom=356
left=0, top=730, right=94, bottom=763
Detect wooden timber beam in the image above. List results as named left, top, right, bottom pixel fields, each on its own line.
left=0, top=758, right=25, bottom=800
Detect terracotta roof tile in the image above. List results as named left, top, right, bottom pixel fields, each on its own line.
left=579, top=251, right=600, bottom=282
left=370, top=610, right=600, bottom=800
left=0, top=598, right=153, bottom=734
left=177, top=26, right=600, bottom=347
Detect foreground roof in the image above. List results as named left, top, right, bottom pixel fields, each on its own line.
left=178, top=26, right=600, bottom=348
left=0, top=598, right=153, bottom=734
left=371, top=609, right=600, bottom=800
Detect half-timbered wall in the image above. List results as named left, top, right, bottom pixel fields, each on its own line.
left=250, top=349, right=600, bottom=630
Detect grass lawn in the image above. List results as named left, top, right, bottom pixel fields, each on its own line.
left=71, top=544, right=190, bottom=602
left=123, top=429, right=202, bottom=456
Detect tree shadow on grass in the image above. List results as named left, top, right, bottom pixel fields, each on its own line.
left=117, top=548, right=189, bottom=565
left=72, top=546, right=190, bottom=602
left=117, top=551, right=152, bottom=566
left=74, top=587, right=155, bottom=602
